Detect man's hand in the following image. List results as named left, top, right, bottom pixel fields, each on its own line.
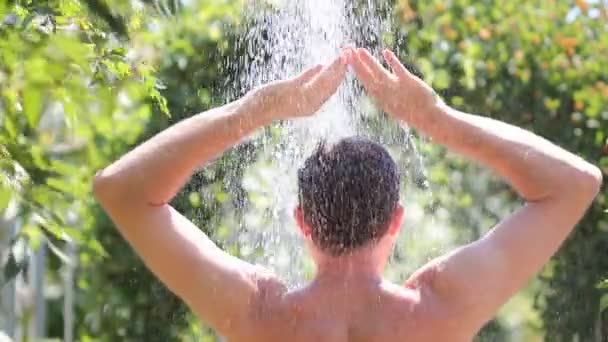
left=252, top=51, right=349, bottom=120
left=349, top=48, right=442, bottom=123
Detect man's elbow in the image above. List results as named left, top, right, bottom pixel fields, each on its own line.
left=92, top=169, right=120, bottom=206
left=93, top=170, right=158, bottom=209
left=573, top=164, right=603, bottom=199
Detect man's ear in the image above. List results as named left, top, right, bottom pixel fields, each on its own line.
left=388, top=204, right=405, bottom=236
left=294, top=206, right=312, bottom=237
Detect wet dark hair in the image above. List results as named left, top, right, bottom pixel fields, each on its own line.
left=297, top=137, right=400, bottom=256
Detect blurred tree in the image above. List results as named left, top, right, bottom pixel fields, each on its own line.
left=0, top=0, right=172, bottom=339
left=72, top=1, right=250, bottom=341
left=0, top=0, right=241, bottom=340
left=0, top=0, right=165, bottom=285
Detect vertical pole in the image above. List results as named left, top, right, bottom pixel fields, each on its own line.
left=1, top=214, right=19, bottom=338
left=28, top=242, right=46, bottom=339
left=63, top=241, right=76, bottom=342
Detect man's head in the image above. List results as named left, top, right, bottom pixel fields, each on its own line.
left=296, top=137, right=403, bottom=259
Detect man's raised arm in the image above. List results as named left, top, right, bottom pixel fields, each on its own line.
left=350, top=48, right=602, bottom=332
left=92, top=53, right=347, bottom=335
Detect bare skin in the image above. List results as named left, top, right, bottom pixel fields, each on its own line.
left=93, top=48, right=602, bottom=341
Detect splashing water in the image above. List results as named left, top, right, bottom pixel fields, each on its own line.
left=231, top=0, right=428, bottom=287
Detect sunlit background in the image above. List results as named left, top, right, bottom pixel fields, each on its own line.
left=1, top=0, right=607, bottom=341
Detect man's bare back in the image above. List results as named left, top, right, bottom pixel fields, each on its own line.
left=238, top=276, right=470, bottom=342
left=93, top=48, right=602, bottom=341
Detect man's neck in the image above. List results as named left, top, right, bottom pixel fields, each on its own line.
left=312, top=248, right=385, bottom=285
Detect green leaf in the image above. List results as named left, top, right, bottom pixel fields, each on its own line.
left=30, top=145, right=48, bottom=170
left=47, top=239, right=73, bottom=265
left=46, top=177, right=74, bottom=193
left=434, top=69, right=451, bottom=90
left=22, top=224, right=44, bottom=249
left=4, top=115, right=18, bottom=138
left=188, top=192, right=201, bottom=207
left=86, top=238, right=108, bottom=257
left=0, top=185, right=11, bottom=211
left=59, top=225, right=85, bottom=243
left=23, top=87, right=42, bottom=128
left=600, top=294, right=608, bottom=314
left=49, top=159, right=80, bottom=176
left=31, top=186, right=60, bottom=205
left=81, top=0, right=129, bottom=38
left=110, top=47, right=127, bottom=56
left=216, top=190, right=229, bottom=203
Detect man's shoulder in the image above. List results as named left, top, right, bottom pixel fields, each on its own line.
left=250, top=265, right=288, bottom=302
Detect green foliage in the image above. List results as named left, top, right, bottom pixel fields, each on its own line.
left=69, top=2, right=247, bottom=341
left=0, top=0, right=160, bottom=269
left=0, top=0, right=175, bottom=339
left=2, top=0, right=246, bottom=339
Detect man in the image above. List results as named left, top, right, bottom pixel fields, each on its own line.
left=93, top=48, right=602, bottom=341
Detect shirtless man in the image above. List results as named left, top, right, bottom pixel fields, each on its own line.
left=93, top=48, right=602, bottom=341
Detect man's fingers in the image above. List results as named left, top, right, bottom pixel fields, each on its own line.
left=350, top=49, right=382, bottom=95
left=307, top=52, right=348, bottom=94
left=294, top=64, right=324, bottom=85
left=314, top=52, right=348, bottom=84
left=357, top=48, right=391, bottom=81
left=350, top=49, right=375, bottom=83
left=382, top=49, right=410, bottom=79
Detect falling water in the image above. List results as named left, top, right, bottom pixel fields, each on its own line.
left=232, top=0, right=430, bottom=287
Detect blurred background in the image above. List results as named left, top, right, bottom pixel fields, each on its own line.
left=0, top=0, right=607, bottom=341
